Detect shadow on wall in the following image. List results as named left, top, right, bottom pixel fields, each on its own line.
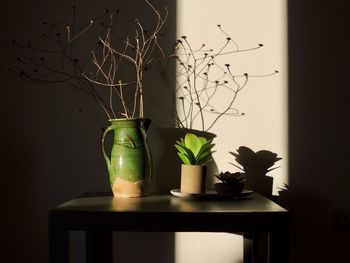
left=288, top=1, right=350, bottom=262
left=230, top=146, right=290, bottom=208
left=1, top=133, right=39, bottom=262
left=4, top=0, right=177, bottom=263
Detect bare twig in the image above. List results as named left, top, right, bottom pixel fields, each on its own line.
left=84, top=1, right=167, bottom=119
left=12, top=1, right=167, bottom=121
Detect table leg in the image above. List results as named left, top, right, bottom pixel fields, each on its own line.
left=244, top=232, right=269, bottom=263
left=86, top=231, right=113, bottom=263
left=244, top=232, right=253, bottom=263
left=268, top=230, right=289, bottom=263
left=49, top=221, right=69, bottom=263
left=258, top=232, right=269, bottom=263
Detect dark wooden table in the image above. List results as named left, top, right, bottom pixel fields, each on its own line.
left=49, top=192, right=289, bottom=263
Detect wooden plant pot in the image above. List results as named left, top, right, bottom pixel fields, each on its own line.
left=180, top=164, right=206, bottom=194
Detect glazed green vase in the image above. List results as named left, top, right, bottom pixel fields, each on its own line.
left=101, top=118, right=152, bottom=197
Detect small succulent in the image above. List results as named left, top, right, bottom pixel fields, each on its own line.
left=214, top=171, right=246, bottom=194
left=215, top=171, right=246, bottom=185
left=175, top=133, right=215, bottom=166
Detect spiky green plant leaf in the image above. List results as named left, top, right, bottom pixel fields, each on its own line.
left=177, top=152, right=191, bottom=165
left=184, top=133, right=202, bottom=157
left=175, top=144, right=195, bottom=164
left=175, top=144, right=187, bottom=155
left=198, top=136, right=208, bottom=146
left=196, top=150, right=215, bottom=165
left=175, top=133, right=215, bottom=166
left=196, top=142, right=215, bottom=158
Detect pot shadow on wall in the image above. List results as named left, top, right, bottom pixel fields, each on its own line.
left=231, top=146, right=290, bottom=209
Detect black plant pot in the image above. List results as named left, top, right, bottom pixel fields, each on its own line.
left=214, top=182, right=244, bottom=194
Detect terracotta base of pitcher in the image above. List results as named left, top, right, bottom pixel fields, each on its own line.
left=112, top=177, right=151, bottom=198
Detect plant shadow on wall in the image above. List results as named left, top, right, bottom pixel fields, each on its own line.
left=156, top=25, right=279, bottom=192
left=230, top=146, right=290, bottom=208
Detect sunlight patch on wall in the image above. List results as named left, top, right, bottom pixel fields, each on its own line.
left=175, top=0, right=288, bottom=262
left=175, top=0, right=288, bottom=192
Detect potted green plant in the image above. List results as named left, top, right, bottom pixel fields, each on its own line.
left=175, top=133, right=215, bottom=194
left=156, top=26, right=278, bottom=192
left=214, top=171, right=246, bottom=194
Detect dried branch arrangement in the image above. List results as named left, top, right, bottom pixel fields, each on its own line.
left=174, top=25, right=279, bottom=132
left=10, top=0, right=167, bottom=120
left=83, top=0, right=167, bottom=119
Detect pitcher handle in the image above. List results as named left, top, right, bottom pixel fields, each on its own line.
left=101, top=125, right=114, bottom=172
left=143, top=118, right=152, bottom=133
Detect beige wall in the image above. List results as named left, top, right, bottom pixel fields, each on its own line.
left=175, top=0, right=288, bottom=262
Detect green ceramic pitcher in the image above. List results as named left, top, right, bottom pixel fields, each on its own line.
left=101, top=118, right=152, bottom=197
